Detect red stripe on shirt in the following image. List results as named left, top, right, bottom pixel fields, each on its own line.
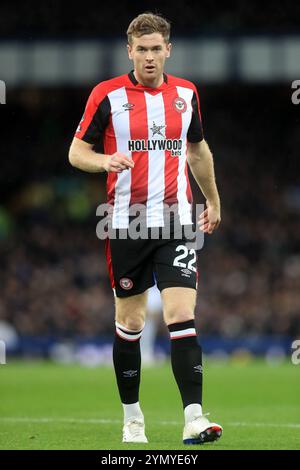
left=105, top=114, right=118, bottom=206
left=163, top=89, right=182, bottom=204
left=126, top=88, right=149, bottom=205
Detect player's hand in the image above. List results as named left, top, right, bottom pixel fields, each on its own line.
left=103, top=152, right=134, bottom=173
left=198, top=200, right=221, bottom=234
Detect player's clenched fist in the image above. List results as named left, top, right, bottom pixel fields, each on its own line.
left=103, top=152, right=135, bottom=173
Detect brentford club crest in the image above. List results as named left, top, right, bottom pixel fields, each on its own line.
left=120, top=278, right=133, bottom=290
left=172, top=97, right=187, bottom=113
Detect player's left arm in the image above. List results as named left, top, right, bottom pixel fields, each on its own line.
left=187, top=139, right=221, bottom=234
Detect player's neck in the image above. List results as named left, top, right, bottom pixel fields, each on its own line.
left=133, top=70, right=164, bottom=89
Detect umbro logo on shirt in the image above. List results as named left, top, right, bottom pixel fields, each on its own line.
left=122, top=103, right=135, bottom=111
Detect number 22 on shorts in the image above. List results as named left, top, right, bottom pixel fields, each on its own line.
left=173, top=245, right=196, bottom=272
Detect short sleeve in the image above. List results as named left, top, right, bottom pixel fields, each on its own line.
left=187, top=85, right=204, bottom=143
left=74, top=83, right=111, bottom=145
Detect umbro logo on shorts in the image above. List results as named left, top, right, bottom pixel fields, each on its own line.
left=181, top=268, right=192, bottom=277
left=120, top=278, right=133, bottom=290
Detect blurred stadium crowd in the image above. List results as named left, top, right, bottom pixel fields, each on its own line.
left=1, top=0, right=299, bottom=37
left=1, top=83, right=299, bottom=342
left=0, top=0, right=299, bottom=353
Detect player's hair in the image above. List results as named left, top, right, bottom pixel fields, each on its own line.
left=127, top=12, right=171, bottom=45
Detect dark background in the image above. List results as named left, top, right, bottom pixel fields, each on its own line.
left=0, top=0, right=299, bottom=357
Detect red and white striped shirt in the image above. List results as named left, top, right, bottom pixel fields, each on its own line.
left=75, top=71, right=203, bottom=228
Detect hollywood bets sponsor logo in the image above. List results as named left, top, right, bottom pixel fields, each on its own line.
left=120, top=278, right=133, bottom=290
left=128, top=138, right=183, bottom=157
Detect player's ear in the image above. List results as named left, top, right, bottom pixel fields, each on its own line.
left=166, top=42, right=172, bottom=58
left=127, top=44, right=133, bottom=60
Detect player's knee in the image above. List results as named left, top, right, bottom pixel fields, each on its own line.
left=163, top=309, right=194, bottom=326
left=115, top=313, right=145, bottom=332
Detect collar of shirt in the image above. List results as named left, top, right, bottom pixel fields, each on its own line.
left=128, top=70, right=168, bottom=92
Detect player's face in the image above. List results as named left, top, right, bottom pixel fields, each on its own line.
left=127, top=33, right=171, bottom=86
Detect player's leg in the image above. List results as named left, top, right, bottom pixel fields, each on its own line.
left=154, top=234, right=222, bottom=444
left=161, top=287, right=203, bottom=418
left=113, top=292, right=148, bottom=443
left=105, top=237, right=155, bottom=442
left=161, top=287, right=222, bottom=444
left=140, top=285, right=162, bottom=365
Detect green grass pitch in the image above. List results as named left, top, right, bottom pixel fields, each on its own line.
left=0, top=359, right=299, bottom=450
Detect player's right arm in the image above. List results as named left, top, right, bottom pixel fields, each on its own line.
left=69, top=138, right=134, bottom=173
left=69, top=82, right=134, bottom=173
